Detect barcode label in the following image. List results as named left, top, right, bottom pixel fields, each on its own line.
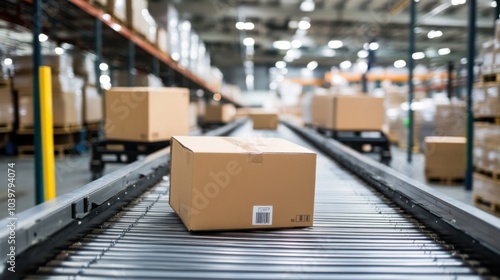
left=252, top=206, right=273, bottom=225
left=296, top=215, right=311, bottom=222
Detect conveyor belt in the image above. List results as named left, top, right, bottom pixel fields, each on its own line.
left=21, top=122, right=494, bottom=279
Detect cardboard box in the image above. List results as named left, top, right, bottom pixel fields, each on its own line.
left=204, top=104, right=236, bottom=123
left=424, top=137, right=466, bottom=179
left=434, top=103, right=466, bottom=136
left=251, top=113, right=279, bottom=130
left=0, top=86, right=14, bottom=124
left=83, top=85, right=103, bottom=124
left=169, top=136, right=317, bottom=231
left=474, top=83, right=500, bottom=117
left=473, top=174, right=500, bottom=204
left=156, top=26, right=168, bottom=54
left=312, top=95, right=384, bottom=131
left=15, top=73, right=83, bottom=95
left=18, top=92, right=82, bottom=127
left=105, top=87, right=189, bottom=141
left=13, top=54, right=73, bottom=74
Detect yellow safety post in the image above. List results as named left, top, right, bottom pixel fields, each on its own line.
left=39, top=66, right=56, bottom=201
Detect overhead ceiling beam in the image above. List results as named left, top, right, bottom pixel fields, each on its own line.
left=174, top=2, right=494, bottom=28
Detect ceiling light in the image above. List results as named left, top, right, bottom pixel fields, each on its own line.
left=243, top=37, right=255, bottom=46
left=99, top=75, right=111, bottom=84
left=111, top=23, right=122, bottom=32
left=101, top=13, right=111, bottom=21
left=438, top=48, right=451, bottom=55
left=298, top=20, right=311, bottom=30
left=54, top=47, right=64, bottom=55
left=307, top=61, right=318, bottom=70
left=286, top=49, right=302, bottom=59
left=394, top=60, right=406, bottom=68
left=38, top=33, right=48, bottom=42
left=275, top=61, right=286, bottom=69
left=339, top=60, right=352, bottom=69
left=451, top=0, right=466, bottom=5
left=369, top=42, right=379, bottom=50
left=357, top=50, right=369, bottom=58
left=244, top=22, right=255, bottom=30
left=492, top=1, right=497, bottom=7
left=291, top=39, right=303, bottom=48
left=288, top=20, right=299, bottom=29
left=300, top=0, right=315, bottom=12
left=236, top=22, right=245, bottom=30
left=461, top=57, right=468, bottom=64
left=99, top=63, right=109, bottom=71
left=273, top=40, right=291, bottom=50
left=427, top=30, right=443, bottom=39
left=412, top=52, right=425, bottom=60
left=322, top=49, right=336, bottom=57
left=3, top=58, right=12, bottom=66
left=328, top=40, right=343, bottom=49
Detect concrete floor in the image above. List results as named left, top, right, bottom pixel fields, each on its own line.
left=0, top=138, right=498, bottom=220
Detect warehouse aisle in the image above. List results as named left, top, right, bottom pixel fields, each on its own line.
left=26, top=122, right=485, bottom=279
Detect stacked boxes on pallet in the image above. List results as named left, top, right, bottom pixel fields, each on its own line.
left=13, top=54, right=83, bottom=128
left=73, top=51, right=103, bottom=127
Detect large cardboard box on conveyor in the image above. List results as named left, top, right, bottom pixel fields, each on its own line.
left=312, top=94, right=384, bottom=131
left=105, top=87, right=189, bottom=142
left=250, top=112, right=279, bottom=130
left=424, top=137, right=466, bottom=180
left=169, top=136, right=317, bottom=231
left=204, top=104, right=236, bottom=124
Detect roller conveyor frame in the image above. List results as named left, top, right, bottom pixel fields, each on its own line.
left=0, top=119, right=499, bottom=279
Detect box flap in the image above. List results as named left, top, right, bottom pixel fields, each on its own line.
left=172, top=136, right=315, bottom=154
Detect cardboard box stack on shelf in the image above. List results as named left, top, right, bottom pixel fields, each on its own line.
left=204, top=104, right=236, bottom=124
left=73, top=51, right=103, bottom=128
left=111, top=70, right=163, bottom=87
left=169, top=136, right=317, bottom=231
left=13, top=54, right=83, bottom=129
left=474, top=83, right=500, bottom=118
left=105, top=87, right=189, bottom=142
left=473, top=123, right=500, bottom=208
left=0, top=77, right=13, bottom=148
left=13, top=54, right=84, bottom=155
left=383, top=86, right=407, bottom=143
left=311, top=94, right=384, bottom=131
left=424, top=136, right=466, bottom=183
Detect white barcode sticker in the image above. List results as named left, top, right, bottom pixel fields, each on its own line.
left=252, top=206, right=273, bottom=225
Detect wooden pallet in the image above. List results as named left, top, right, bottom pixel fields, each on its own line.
left=426, top=176, right=464, bottom=185
left=17, top=144, right=74, bottom=158
left=474, top=166, right=500, bottom=182
left=480, top=73, right=500, bottom=83
left=474, top=115, right=500, bottom=124
left=473, top=194, right=500, bottom=213
left=0, top=123, right=13, bottom=133
left=85, top=122, right=101, bottom=131
left=17, top=124, right=82, bottom=134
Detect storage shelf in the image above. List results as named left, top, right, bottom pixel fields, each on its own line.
left=0, top=0, right=242, bottom=107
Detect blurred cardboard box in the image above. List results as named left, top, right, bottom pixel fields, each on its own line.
left=473, top=174, right=500, bottom=204
left=425, top=136, right=466, bottom=179
left=312, top=95, right=384, bottom=131
left=474, top=83, right=500, bottom=117
left=250, top=113, right=279, bottom=130
left=434, top=103, right=466, bottom=137
left=83, top=85, right=102, bottom=124
left=0, top=86, right=14, bottom=125
left=204, top=104, right=236, bottom=124
left=18, top=92, right=82, bottom=127
left=170, top=136, right=317, bottom=231
left=105, top=87, right=189, bottom=141
left=13, top=54, right=73, bottom=74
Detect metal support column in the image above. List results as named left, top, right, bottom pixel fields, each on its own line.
left=32, top=0, right=44, bottom=204
left=465, top=0, right=476, bottom=191
left=495, top=0, right=500, bottom=21
left=407, top=0, right=416, bottom=163
left=127, top=40, right=135, bottom=87
left=95, top=18, right=102, bottom=94
left=153, top=57, right=160, bottom=77
left=362, top=49, right=375, bottom=93
left=447, top=61, right=454, bottom=100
